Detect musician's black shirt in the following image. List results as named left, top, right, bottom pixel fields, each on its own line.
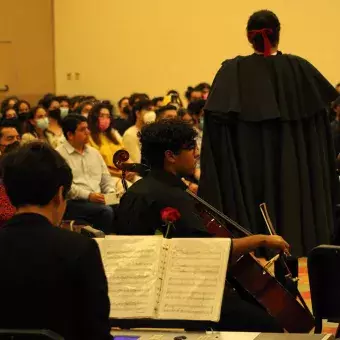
left=115, top=169, right=211, bottom=237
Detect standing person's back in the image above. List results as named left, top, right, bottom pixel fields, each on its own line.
left=200, top=10, right=340, bottom=256
left=0, top=142, right=111, bottom=340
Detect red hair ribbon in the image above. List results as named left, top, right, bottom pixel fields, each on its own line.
left=248, top=28, right=273, bottom=57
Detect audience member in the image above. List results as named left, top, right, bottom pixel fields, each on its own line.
left=0, top=132, right=20, bottom=227
left=77, top=100, right=93, bottom=118
left=14, top=100, right=31, bottom=124
left=21, top=106, right=49, bottom=145
left=155, top=105, right=178, bottom=121
left=151, top=96, right=164, bottom=110
left=45, top=109, right=66, bottom=149
left=167, top=90, right=184, bottom=107
left=123, top=99, right=154, bottom=163
left=57, top=115, right=118, bottom=233
left=70, top=95, right=85, bottom=112
left=1, top=96, right=19, bottom=114
left=88, top=103, right=135, bottom=183
left=2, top=107, right=18, bottom=120
left=0, top=122, right=20, bottom=156
left=0, top=142, right=111, bottom=339
left=40, top=94, right=60, bottom=111
left=195, top=82, right=211, bottom=100
left=113, top=96, right=133, bottom=135
left=58, top=95, right=71, bottom=109
left=129, top=93, right=149, bottom=108
left=185, top=86, right=202, bottom=103
left=178, top=108, right=194, bottom=125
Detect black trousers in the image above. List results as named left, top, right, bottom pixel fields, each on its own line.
left=64, top=199, right=116, bottom=234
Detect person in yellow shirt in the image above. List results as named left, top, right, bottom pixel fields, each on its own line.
left=87, top=103, right=136, bottom=185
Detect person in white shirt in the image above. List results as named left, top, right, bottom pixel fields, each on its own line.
left=56, top=114, right=118, bottom=233
left=123, top=99, right=155, bottom=163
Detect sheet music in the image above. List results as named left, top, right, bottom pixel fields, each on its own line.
left=98, top=236, right=164, bottom=318
left=157, top=238, right=231, bottom=321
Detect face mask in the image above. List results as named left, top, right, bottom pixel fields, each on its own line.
left=98, top=117, right=111, bottom=132
left=36, top=117, right=49, bottom=130
left=143, top=111, right=156, bottom=124
left=199, top=117, right=204, bottom=131
left=60, top=107, right=69, bottom=119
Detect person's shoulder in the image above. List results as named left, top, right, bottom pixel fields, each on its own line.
left=124, top=125, right=137, bottom=136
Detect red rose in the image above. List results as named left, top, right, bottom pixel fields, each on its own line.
left=160, top=207, right=181, bottom=223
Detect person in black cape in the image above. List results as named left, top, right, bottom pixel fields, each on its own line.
left=200, top=10, right=340, bottom=257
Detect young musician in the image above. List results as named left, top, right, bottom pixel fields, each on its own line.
left=0, top=142, right=111, bottom=340
left=200, top=10, right=340, bottom=256
left=116, top=118, right=288, bottom=332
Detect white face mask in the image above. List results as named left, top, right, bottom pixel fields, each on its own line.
left=143, top=111, right=156, bottom=124
left=60, top=107, right=69, bottom=119
left=36, top=117, right=49, bottom=130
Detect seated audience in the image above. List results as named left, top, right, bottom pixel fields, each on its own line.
left=155, top=105, right=178, bottom=121
left=1, top=96, right=19, bottom=114
left=21, top=106, right=49, bottom=145
left=115, top=119, right=286, bottom=332
left=88, top=103, right=135, bottom=184
left=195, top=82, right=211, bottom=100
left=0, top=142, right=111, bottom=340
left=57, top=114, right=118, bottom=233
left=185, top=86, right=202, bottom=103
left=123, top=99, right=154, bottom=163
left=114, top=96, right=133, bottom=135
left=151, top=96, right=164, bottom=110
left=40, top=94, right=60, bottom=111
left=77, top=100, right=93, bottom=118
left=45, top=109, right=66, bottom=149
left=2, top=107, right=18, bottom=120
left=0, top=130, right=20, bottom=227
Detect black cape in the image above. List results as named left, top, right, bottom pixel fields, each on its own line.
left=200, top=53, right=340, bottom=256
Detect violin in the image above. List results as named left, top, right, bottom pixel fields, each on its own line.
left=112, top=150, right=315, bottom=333
left=186, top=189, right=315, bottom=333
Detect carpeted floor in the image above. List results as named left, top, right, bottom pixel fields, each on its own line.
left=299, top=258, right=338, bottom=335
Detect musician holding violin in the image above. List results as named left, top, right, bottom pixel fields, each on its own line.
left=115, top=119, right=314, bottom=333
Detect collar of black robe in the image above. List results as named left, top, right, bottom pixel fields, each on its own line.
left=2, top=212, right=53, bottom=229
left=148, top=169, right=187, bottom=190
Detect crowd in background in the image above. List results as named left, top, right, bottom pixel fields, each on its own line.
left=0, top=83, right=210, bottom=230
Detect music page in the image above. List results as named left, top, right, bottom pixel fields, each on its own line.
left=97, top=236, right=164, bottom=319
left=157, top=238, right=231, bottom=321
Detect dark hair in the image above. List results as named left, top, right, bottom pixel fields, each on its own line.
left=14, top=100, right=31, bottom=113
left=129, top=93, right=150, bottom=107
left=155, top=105, right=177, bottom=118
left=247, top=10, right=281, bottom=52
left=195, top=83, right=211, bottom=91
left=1, top=96, right=19, bottom=114
left=118, top=97, right=129, bottom=108
left=61, top=114, right=87, bottom=140
left=88, top=103, right=119, bottom=146
left=336, top=83, right=340, bottom=88
left=48, top=108, right=62, bottom=126
left=0, top=142, right=72, bottom=207
left=167, top=90, right=179, bottom=96
left=187, top=99, right=206, bottom=116
left=57, top=95, right=71, bottom=106
left=151, top=97, right=164, bottom=107
left=140, top=118, right=197, bottom=169
left=70, top=95, right=86, bottom=110
left=0, top=121, right=19, bottom=139
left=39, top=94, right=59, bottom=110
left=3, top=106, right=17, bottom=119
left=22, top=106, right=46, bottom=136
left=76, top=100, right=93, bottom=114
left=131, top=99, right=152, bottom=124
left=185, top=87, right=194, bottom=101
left=177, top=108, right=191, bottom=118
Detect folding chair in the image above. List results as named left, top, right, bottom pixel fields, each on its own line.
left=308, top=245, right=340, bottom=337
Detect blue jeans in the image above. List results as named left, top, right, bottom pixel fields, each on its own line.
left=64, top=200, right=115, bottom=234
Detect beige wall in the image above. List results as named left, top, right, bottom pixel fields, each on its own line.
left=54, top=0, right=340, bottom=103
left=0, top=0, right=55, bottom=104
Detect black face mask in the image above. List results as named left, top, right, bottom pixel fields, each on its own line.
left=3, top=141, right=20, bottom=154
left=18, top=112, right=28, bottom=121
left=122, top=106, right=131, bottom=115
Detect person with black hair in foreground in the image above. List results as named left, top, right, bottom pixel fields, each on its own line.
left=116, top=119, right=288, bottom=332
left=57, top=114, right=118, bottom=234
left=0, top=142, right=111, bottom=340
left=201, top=10, right=340, bottom=256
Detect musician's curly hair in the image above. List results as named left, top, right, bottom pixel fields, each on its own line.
left=140, top=118, right=197, bottom=169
